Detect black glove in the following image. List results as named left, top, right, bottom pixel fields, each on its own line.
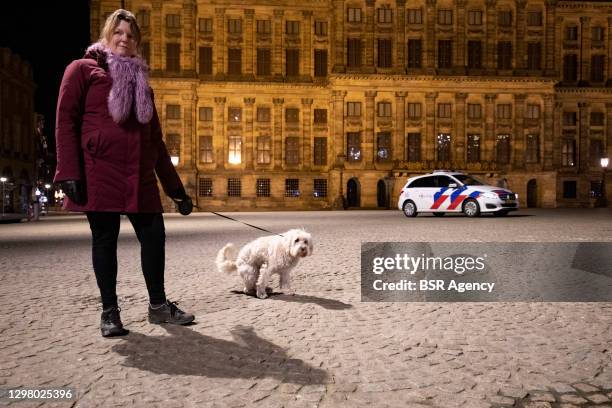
left=60, top=180, right=86, bottom=206
left=170, top=186, right=193, bottom=216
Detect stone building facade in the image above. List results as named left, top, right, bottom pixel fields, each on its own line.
left=0, top=48, right=36, bottom=215
left=90, top=0, right=612, bottom=210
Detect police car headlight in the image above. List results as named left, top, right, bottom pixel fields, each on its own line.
left=482, top=192, right=498, bottom=199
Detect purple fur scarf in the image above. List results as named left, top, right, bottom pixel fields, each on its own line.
left=85, top=43, right=153, bottom=124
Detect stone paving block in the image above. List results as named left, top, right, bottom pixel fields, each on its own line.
left=559, top=394, right=588, bottom=404
left=573, top=383, right=599, bottom=393
left=586, top=393, right=609, bottom=403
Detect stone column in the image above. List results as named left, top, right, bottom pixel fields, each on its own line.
left=513, top=93, right=526, bottom=169
left=485, top=0, right=497, bottom=74
left=332, top=0, right=346, bottom=73
left=579, top=16, right=591, bottom=85
left=484, top=93, right=497, bottom=163
left=578, top=102, right=590, bottom=171
left=365, top=91, right=377, bottom=166
left=214, top=8, right=225, bottom=78
left=244, top=9, right=255, bottom=79
left=455, top=0, right=466, bottom=73
left=425, top=92, right=437, bottom=161
left=365, top=0, right=376, bottom=72
left=302, top=98, right=313, bottom=169
left=331, top=91, right=347, bottom=165
left=425, top=0, right=437, bottom=74
left=515, top=0, right=527, bottom=72
left=214, top=97, right=226, bottom=169
left=553, top=101, right=563, bottom=167
left=454, top=93, right=467, bottom=167
left=544, top=0, right=558, bottom=76
left=273, top=98, right=284, bottom=169
left=302, top=11, right=313, bottom=80
left=542, top=94, right=555, bottom=170
left=607, top=18, right=612, bottom=86
left=395, top=92, right=407, bottom=162
left=273, top=10, right=284, bottom=78
left=395, top=0, right=406, bottom=72
left=244, top=97, right=255, bottom=170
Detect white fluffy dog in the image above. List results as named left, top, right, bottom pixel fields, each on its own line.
left=216, top=229, right=313, bottom=299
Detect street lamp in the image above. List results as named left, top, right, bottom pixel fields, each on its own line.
left=601, top=157, right=609, bottom=207
left=0, top=177, right=6, bottom=215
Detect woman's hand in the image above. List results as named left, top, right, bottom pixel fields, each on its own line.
left=60, top=181, right=87, bottom=205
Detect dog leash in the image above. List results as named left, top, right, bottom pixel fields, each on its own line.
left=210, top=211, right=284, bottom=237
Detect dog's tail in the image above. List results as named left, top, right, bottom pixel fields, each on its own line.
left=216, top=243, right=238, bottom=274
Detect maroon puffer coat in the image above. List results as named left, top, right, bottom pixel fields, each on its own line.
left=53, top=45, right=182, bottom=213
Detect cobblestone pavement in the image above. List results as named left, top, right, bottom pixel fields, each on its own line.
left=1, top=209, right=611, bottom=408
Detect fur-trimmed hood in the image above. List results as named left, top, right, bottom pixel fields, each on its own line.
left=84, top=42, right=153, bottom=124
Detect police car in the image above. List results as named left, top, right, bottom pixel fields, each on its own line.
left=397, top=171, right=519, bottom=217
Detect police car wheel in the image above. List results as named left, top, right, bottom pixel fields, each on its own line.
left=462, top=199, right=480, bottom=217
left=432, top=212, right=445, bottom=217
left=402, top=200, right=417, bottom=217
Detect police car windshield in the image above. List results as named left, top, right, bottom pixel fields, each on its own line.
left=453, top=175, right=485, bottom=186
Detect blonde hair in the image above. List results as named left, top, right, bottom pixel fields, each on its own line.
left=99, top=9, right=141, bottom=47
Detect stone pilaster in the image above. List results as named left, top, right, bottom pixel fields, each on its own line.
left=214, top=8, right=226, bottom=78
left=485, top=0, right=497, bottom=73
left=395, top=92, right=407, bottom=162
left=302, top=11, right=313, bottom=80
left=543, top=94, right=555, bottom=170
left=181, top=94, right=196, bottom=170
left=544, top=0, right=558, bottom=76
left=273, top=98, right=284, bottom=169
left=332, top=0, right=346, bottom=73
left=302, top=98, right=313, bottom=169
left=425, top=0, right=437, bottom=74
left=515, top=0, right=527, bottom=72
left=151, top=0, right=162, bottom=71
left=455, top=0, right=466, bottom=73
left=244, top=97, right=255, bottom=170
left=553, top=102, right=563, bottom=167
left=607, top=18, right=612, bottom=86
left=183, top=1, right=196, bottom=74
left=273, top=10, right=284, bottom=78
left=579, top=17, right=591, bottom=85
left=425, top=92, right=437, bottom=161
left=365, top=90, right=377, bottom=165
left=331, top=90, right=347, bottom=166
left=607, top=103, right=612, bottom=155
left=578, top=102, right=590, bottom=171
left=455, top=93, right=467, bottom=167
left=395, top=0, right=406, bottom=72
left=513, top=94, right=526, bottom=168
left=244, top=9, right=255, bottom=78
left=214, top=97, right=226, bottom=169
left=365, top=0, right=376, bottom=72
left=484, top=93, right=497, bottom=162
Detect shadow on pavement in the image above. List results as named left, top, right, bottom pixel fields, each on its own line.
left=230, top=290, right=353, bottom=310
left=270, top=294, right=353, bottom=310
left=112, top=324, right=329, bottom=384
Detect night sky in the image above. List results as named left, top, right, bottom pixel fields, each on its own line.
left=0, top=2, right=91, bottom=151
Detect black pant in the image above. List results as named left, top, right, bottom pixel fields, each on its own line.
left=86, top=212, right=166, bottom=309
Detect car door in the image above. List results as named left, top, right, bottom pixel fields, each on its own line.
left=431, top=175, right=453, bottom=211
left=413, top=176, right=438, bottom=210
left=438, top=175, right=469, bottom=211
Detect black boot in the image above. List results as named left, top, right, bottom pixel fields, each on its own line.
left=148, top=300, right=195, bottom=325
left=100, top=306, right=129, bottom=337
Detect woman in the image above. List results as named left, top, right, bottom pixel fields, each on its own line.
left=54, top=9, right=195, bottom=337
